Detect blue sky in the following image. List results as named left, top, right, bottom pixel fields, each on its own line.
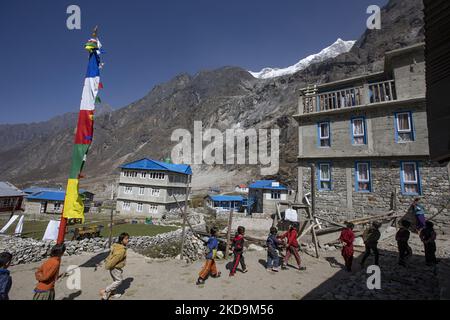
left=0, top=0, right=388, bottom=124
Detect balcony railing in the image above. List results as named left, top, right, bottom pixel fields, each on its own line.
left=302, top=80, right=397, bottom=114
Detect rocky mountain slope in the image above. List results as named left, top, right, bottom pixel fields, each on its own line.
left=0, top=0, right=425, bottom=199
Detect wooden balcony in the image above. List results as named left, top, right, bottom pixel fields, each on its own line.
left=300, top=80, right=397, bottom=115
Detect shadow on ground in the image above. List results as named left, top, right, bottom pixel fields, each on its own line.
left=79, top=251, right=110, bottom=268
left=302, top=246, right=448, bottom=300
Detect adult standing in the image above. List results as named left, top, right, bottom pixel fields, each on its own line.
left=411, top=198, right=427, bottom=231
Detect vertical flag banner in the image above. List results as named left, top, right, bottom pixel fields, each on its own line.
left=63, top=34, right=103, bottom=222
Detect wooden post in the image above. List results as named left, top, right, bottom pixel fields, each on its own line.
left=225, top=209, right=234, bottom=259
left=180, top=176, right=191, bottom=260
left=108, top=184, right=114, bottom=248
left=310, top=164, right=320, bottom=258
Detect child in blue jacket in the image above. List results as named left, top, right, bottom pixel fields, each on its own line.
left=266, top=227, right=282, bottom=272
left=197, top=227, right=221, bottom=285
left=0, top=252, right=13, bottom=300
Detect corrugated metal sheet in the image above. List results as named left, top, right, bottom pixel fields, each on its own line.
left=120, top=158, right=192, bottom=175
left=424, top=0, right=450, bottom=162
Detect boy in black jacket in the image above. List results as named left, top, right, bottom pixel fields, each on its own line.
left=360, top=221, right=381, bottom=267
left=229, top=226, right=248, bottom=276
left=396, top=220, right=412, bottom=267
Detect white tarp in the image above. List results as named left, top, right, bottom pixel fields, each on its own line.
left=285, top=208, right=298, bottom=222
left=0, top=215, right=19, bottom=233
left=14, top=215, right=24, bottom=235
left=42, top=220, right=60, bottom=241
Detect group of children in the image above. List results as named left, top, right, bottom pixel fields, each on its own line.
left=0, top=209, right=440, bottom=298
left=0, top=232, right=130, bottom=301
left=196, top=223, right=307, bottom=286
left=338, top=217, right=438, bottom=272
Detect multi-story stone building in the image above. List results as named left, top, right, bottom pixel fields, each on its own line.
left=294, top=43, right=450, bottom=228
left=116, top=158, right=192, bottom=218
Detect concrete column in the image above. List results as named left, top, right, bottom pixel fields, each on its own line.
left=363, top=83, right=370, bottom=105
left=297, top=166, right=303, bottom=202
left=346, top=167, right=353, bottom=212
left=298, top=95, right=304, bottom=115
left=298, top=127, right=303, bottom=158
left=366, top=117, right=374, bottom=153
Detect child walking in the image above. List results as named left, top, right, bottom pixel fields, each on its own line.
left=100, top=232, right=129, bottom=300
left=279, top=223, right=305, bottom=270
left=266, top=227, right=282, bottom=272
left=0, top=252, right=13, bottom=300
left=360, top=221, right=381, bottom=267
left=197, top=227, right=221, bottom=285
left=396, top=220, right=412, bottom=267
left=229, top=226, right=248, bottom=276
left=420, top=221, right=437, bottom=268
left=33, top=244, right=66, bottom=300
left=339, top=222, right=355, bottom=272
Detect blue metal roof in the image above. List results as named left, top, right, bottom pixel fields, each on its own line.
left=249, top=180, right=288, bottom=190
left=120, top=158, right=192, bottom=175
left=26, top=191, right=66, bottom=202
left=25, top=187, right=90, bottom=201
left=208, top=195, right=245, bottom=202
left=23, top=187, right=63, bottom=194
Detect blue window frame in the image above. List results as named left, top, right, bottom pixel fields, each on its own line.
left=351, top=117, right=367, bottom=145
left=400, top=161, right=422, bottom=195
left=395, top=111, right=415, bottom=143
left=317, top=162, right=332, bottom=191
left=317, top=121, right=331, bottom=147
left=355, top=161, right=372, bottom=192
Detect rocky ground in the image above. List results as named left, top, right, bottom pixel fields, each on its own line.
left=307, top=232, right=450, bottom=300
left=6, top=229, right=450, bottom=300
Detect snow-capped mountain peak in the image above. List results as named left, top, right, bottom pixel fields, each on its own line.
left=249, top=38, right=356, bottom=79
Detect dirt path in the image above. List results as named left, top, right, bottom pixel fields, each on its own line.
left=9, top=249, right=347, bottom=300
left=8, top=234, right=450, bottom=300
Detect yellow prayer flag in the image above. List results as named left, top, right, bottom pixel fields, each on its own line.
left=63, top=179, right=85, bottom=221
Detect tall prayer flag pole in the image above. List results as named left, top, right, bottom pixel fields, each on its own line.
left=57, top=27, right=104, bottom=244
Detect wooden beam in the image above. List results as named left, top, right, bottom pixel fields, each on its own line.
left=224, top=209, right=234, bottom=259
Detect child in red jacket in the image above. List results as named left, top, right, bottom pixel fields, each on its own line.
left=339, top=222, right=355, bottom=272
left=279, top=223, right=306, bottom=270
left=229, top=226, right=248, bottom=276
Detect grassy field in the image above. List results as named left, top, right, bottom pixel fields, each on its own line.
left=0, top=215, right=178, bottom=240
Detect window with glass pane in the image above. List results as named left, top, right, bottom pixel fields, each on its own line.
left=319, top=164, right=331, bottom=190
left=271, top=191, right=281, bottom=199
left=319, top=122, right=330, bottom=147
left=396, top=113, right=413, bottom=142
left=139, top=187, right=145, bottom=195
left=352, top=118, right=365, bottom=145
left=137, top=203, right=143, bottom=212
left=124, top=186, right=132, bottom=194
left=402, top=162, right=419, bottom=194
left=141, top=172, right=146, bottom=178
left=356, top=162, right=371, bottom=191
left=122, top=201, right=131, bottom=211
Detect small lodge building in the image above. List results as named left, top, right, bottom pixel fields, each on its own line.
left=0, top=182, right=25, bottom=214
left=234, top=184, right=249, bottom=194
left=116, top=158, right=192, bottom=218
left=24, top=187, right=94, bottom=215
left=205, top=195, right=246, bottom=212
left=248, top=180, right=289, bottom=214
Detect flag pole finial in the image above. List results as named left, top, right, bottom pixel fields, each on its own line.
left=92, top=25, right=99, bottom=38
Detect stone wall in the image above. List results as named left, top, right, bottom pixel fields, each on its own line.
left=0, top=229, right=206, bottom=266
left=299, top=159, right=450, bottom=232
